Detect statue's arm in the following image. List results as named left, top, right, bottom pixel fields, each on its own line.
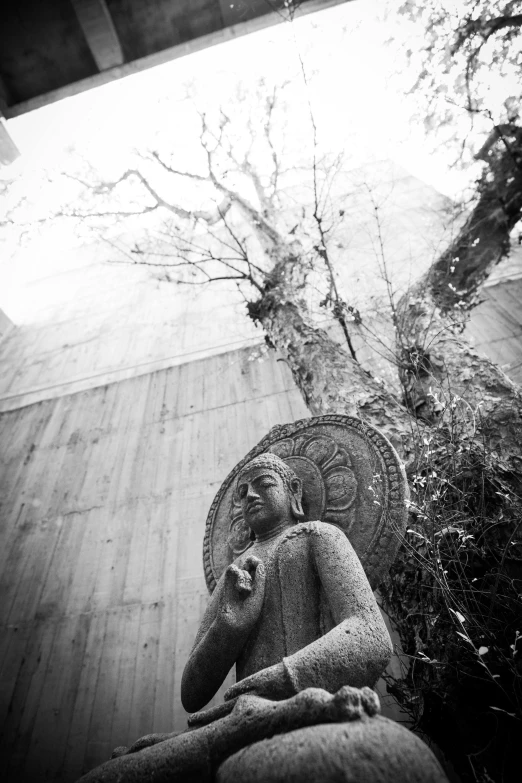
left=181, top=579, right=235, bottom=713
left=181, top=557, right=266, bottom=713
left=283, top=523, right=392, bottom=693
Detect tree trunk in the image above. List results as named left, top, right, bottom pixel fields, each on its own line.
left=396, top=125, right=522, bottom=486
left=246, top=247, right=419, bottom=460
left=429, top=124, right=522, bottom=313
left=397, top=285, right=522, bottom=476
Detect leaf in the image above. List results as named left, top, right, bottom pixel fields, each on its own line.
left=436, top=525, right=460, bottom=537
left=449, top=608, right=466, bottom=624
left=478, top=646, right=489, bottom=656
left=490, top=707, right=517, bottom=718
left=406, top=529, right=429, bottom=541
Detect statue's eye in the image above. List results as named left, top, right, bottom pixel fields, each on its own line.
left=238, top=485, right=247, bottom=498
left=260, top=479, right=275, bottom=488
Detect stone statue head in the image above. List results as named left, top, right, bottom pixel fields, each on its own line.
left=236, top=454, right=304, bottom=539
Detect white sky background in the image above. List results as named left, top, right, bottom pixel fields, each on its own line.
left=1, top=0, right=516, bottom=322
left=6, top=1, right=465, bottom=193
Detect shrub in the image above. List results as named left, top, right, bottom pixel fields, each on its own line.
left=380, top=393, right=522, bottom=783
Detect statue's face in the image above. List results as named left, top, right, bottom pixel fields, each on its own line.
left=237, top=466, right=295, bottom=536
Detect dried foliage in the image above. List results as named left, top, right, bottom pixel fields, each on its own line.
left=397, top=0, right=522, bottom=164
left=380, top=387, right=522, bottom=782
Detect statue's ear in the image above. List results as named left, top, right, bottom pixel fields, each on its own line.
left=289, top=476, right=305, bottom=520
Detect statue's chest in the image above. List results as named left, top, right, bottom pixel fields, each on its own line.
left=261, top=534, right=329, bottom=655
left=237, top=528, right=336, bottom=677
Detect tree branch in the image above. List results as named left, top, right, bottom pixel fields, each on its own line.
left=69, top=167, right=233, bottom=226
left=428, top=124, right=522, bottom=310
left=452, top=13, right=522, bottom=55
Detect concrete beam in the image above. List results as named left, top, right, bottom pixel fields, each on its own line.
left=219, top=0, right=284, bottom=27
left=0, top=308, right=15, bottom=343
left=0, top=74, right=10, bottom=116
left=0, top=119, right=20, bottom=166
left=5, top=0, right=349, bottom=118
left=71, top=0, right=124, bottom=71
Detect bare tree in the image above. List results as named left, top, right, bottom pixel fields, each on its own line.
left=59, top=78, right=418, bottom=453
left=396, top=123, right=522, bottom=478
left=333, top=1, right=521, bottom=483
left=5, top=18, right=521, bottom=776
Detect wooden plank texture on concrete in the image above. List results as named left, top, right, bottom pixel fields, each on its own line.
left=0, top=344, right=308, bottom=782
left=465, top=278, right=522, bottom=385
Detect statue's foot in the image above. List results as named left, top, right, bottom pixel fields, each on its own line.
left=110, top=746, right=129, bottom=759
left=188, top=699, right=237, bottom=727
left=216, top=716, right=449, bottom=783
left=110, top=732, right=180, bottom=759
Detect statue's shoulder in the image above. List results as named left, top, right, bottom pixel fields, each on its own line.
left=283, top=520, right=345, bottom=541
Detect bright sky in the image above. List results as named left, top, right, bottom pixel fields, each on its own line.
left=5, top=1, right=464, bottom=192
left=0, top=0, right=486, bottom=320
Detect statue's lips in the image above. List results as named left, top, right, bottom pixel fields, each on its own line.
left=246, top=502, right=264, bottom=514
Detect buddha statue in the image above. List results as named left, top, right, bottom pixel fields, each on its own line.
left=181, top=453, right=392, bottom=712
left=78, top=433, right=448, bottom=783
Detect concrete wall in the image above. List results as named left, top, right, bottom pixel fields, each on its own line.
left=0, top=307, right=14, bottom=344
left=466, top=277, right=522, bottom=385
left=0, top=346, right=309, bottom=782
left=0, top=264, right=259, bottom=412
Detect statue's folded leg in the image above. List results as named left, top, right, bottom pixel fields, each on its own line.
left=110, top=732, right=182, bottom=758
left=78, top=728, right=213, bottom=783
left=77, top=686, right=448, bottom=783
left=77, top=686, right=379, bottom=783
left=217, top=717, right=449, bottom=783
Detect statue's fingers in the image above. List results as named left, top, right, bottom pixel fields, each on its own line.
left=224, top=682, right=245, bottom=701
left=127, top=733, right=173, bottom=754
left=224, top=685, right=236, bottom=701
left=224, top=564, right=242, bottom=593
left=110, top=746, right=129, bottom=759
left=224, top=674, right=256, bottom=701
left=250, top=560, right=266, bottom=595
left=243, top=554, right=263, bottom=574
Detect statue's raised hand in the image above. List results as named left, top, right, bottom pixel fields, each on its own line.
left=219, top=555, right=266, bottom=636
left=180, top=555, right=266, bottom=713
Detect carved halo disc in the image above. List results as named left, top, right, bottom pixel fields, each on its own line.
left=203, top=415, right=408, bottom=593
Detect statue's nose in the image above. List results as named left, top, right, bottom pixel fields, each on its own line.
left=246, top=485, right=259, bottom=500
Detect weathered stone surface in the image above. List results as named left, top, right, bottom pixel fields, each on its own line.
left=79, top=687, right=392, bottom=783
left=110, top=733, right=181, bottom=759
left=217, top=714, right=448, bottom=783
left=204, top=415, right=409, bottom=593
left=79, top=688, right=447, bottom=783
